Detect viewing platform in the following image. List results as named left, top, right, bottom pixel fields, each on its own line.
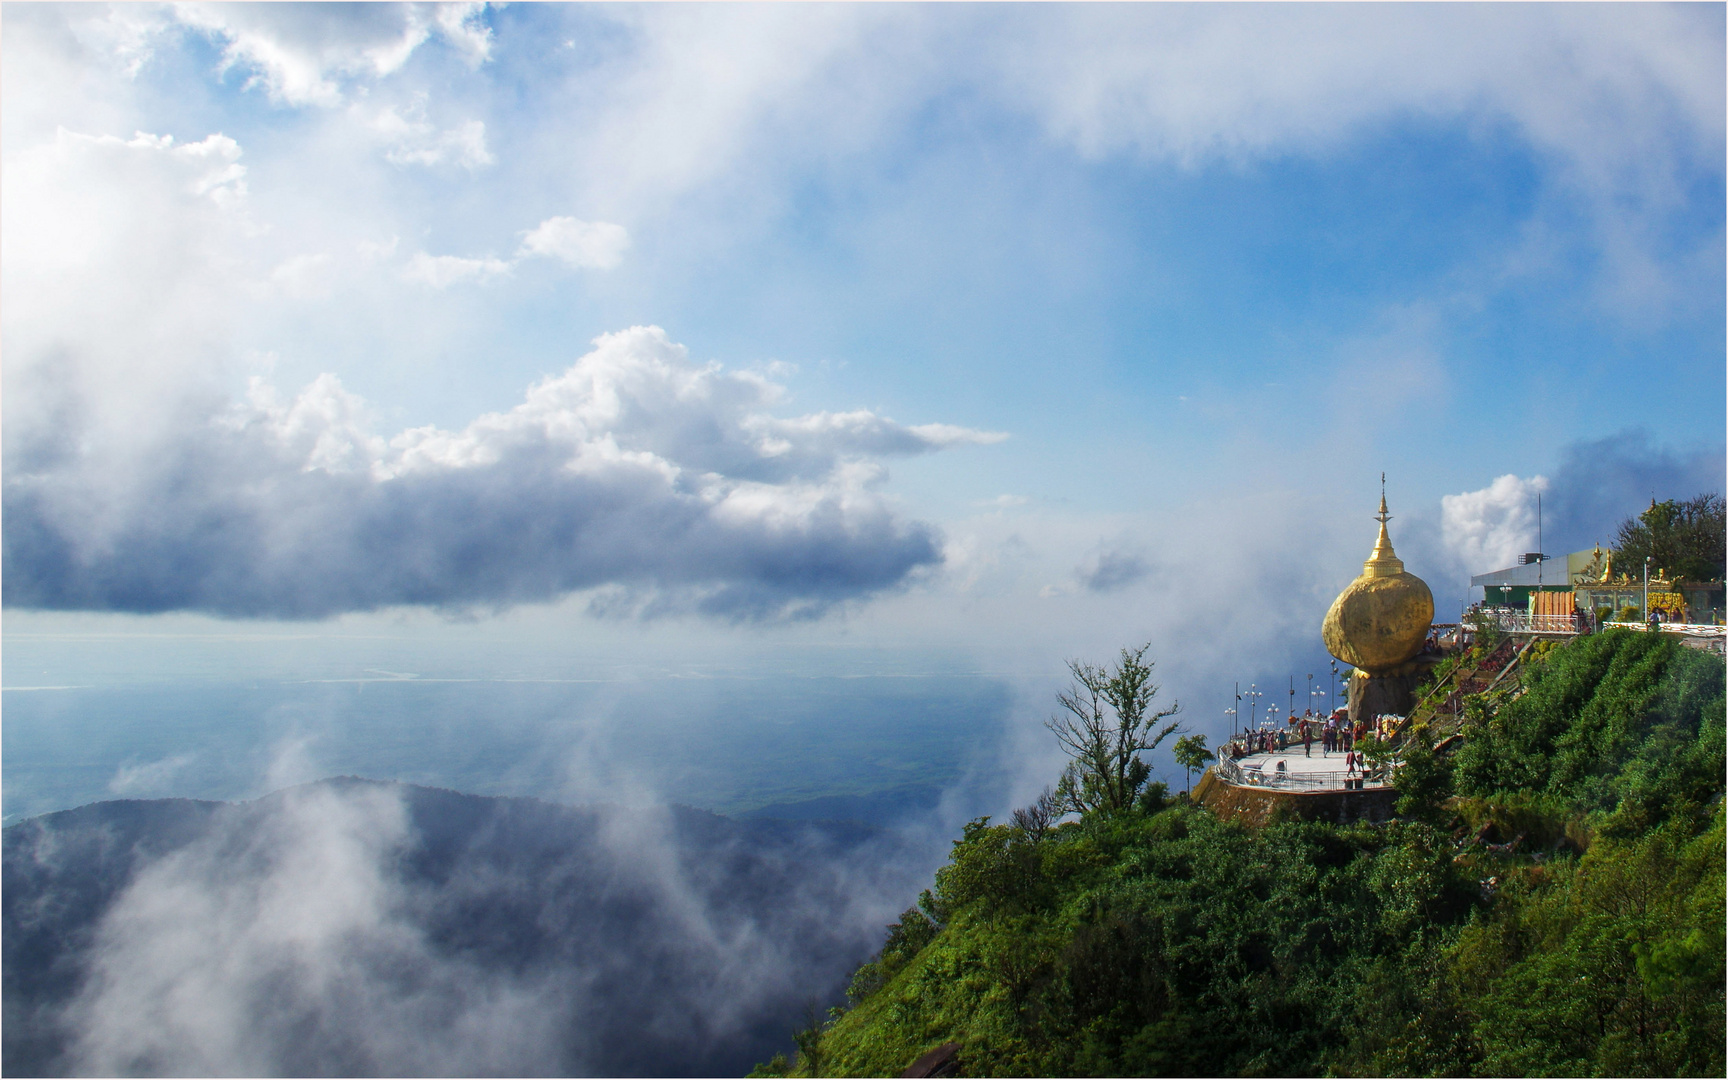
left=1196, top=749, right=1397, bottom=827
left=1213, top=747, right=1389, bottom=792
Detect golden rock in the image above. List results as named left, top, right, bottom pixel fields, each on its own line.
left=1323, top=493, right=1434, bottom=674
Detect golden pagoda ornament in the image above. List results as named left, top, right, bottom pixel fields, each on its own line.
left=1323, top=480, right=1434, bottom=675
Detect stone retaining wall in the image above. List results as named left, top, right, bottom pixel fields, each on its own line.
left=1193, top=768, right=1397, bottom=828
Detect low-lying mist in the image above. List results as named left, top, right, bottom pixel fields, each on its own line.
left=4, top=778, right=941, bottom=1077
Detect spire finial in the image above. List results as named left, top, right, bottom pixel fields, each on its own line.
left=1365, top=478, right=1403, bottom=577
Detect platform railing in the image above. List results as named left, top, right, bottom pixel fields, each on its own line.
left=1603, top=621, right=1726, bottom=638
left=1212, top=748, right=1389, bottom=791
left=1472, top=610, right=1581, bottom=635
left=1213, top=753, right=1246, bottom=786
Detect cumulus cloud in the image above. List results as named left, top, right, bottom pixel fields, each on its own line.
left=2, top=127, right=255, bottom=466
left=4, top=327, right=994, bottom=621
left=171, top=2, right=493, bottom=108
left=66, top=5, right=178, bottom=80
left=517, top=216, right=631, bottom=270
left=1438, top=431, right=1727, bottom=579
left=366, top=99, right=494, bottom=169
left=2, top=122, right=971, bottom=621
left=1440, top=473, right=1550, bottom=577
left=404, top=216, right=634, bottom=287
left=402, top=250, right=513, bottom=288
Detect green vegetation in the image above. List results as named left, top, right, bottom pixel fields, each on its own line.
left=755, top=629, right=1724, bottom=1078
left=1612, top=493, right=1725, bottom=583
left=1171, top=734, right=1213, bottom=796
left=1046, top=646, right=1183, bottom=817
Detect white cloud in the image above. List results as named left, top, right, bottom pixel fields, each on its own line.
left=67, top=5, right=178, bottom=79
left=1, top=120, right=994, bottom=623
left=433, top=2, right=495, bottom=68
left=170, top=3, right=491, bottom=108
left=399, top=216, right=633, bottom=289
left=560, top=6, right=1720, bottom=303
left=2, top=127, right=256, bottom=489
left=268, top=252, right=336, bottom=299
left=364, top=97, right=494, bottom=169
left=62, top=782, right=567, bottom=1076
left=109, top=753, right=197, bottom=796
left=517, top=216, right=631, bottom=270
left=31, top=778, right=928, bottom=1076
left=402, top=251, right=513, bottom=288
left=1440, top=473, right=1550, bottom=576
left=7, top=326, right=995, bottom=620
left=230, top=373, right=387, bottom=475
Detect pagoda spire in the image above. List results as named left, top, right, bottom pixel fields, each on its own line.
left=1364, top=476, right=1404, bottom=577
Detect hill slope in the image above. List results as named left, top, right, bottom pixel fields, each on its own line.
left=775, top=629, right=1725, bottom=1077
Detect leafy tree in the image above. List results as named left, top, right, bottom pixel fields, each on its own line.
left=1391, top=727, right=1453, bottom=825
left=1046, top=645, right=1183, bottom=816
left=1613, top=493, right=1726, bottom=583
left=1171, top=733, right=1214, bottom=796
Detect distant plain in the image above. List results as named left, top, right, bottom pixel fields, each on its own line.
left=2, top=674, right=1028, bottom=828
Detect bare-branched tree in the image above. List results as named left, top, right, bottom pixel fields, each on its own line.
left=1047, top=645, right=1182, bottom=816
left=1011, top=786, right=1062, bottom=841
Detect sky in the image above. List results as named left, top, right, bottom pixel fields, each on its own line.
left=2, top=9, right=1724, bottom=1068
left=4, top=2, right=1726, bottom=734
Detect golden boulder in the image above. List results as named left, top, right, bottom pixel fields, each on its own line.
left=1322, top=495, right=1434, bottom=674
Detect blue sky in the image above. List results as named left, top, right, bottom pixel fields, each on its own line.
left=4, top=3, right=1724, bottom=731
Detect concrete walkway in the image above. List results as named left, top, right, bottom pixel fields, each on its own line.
left=1227, top=747, right=1388, bottom=791
left=1239, top=747, right=1357, bottom=774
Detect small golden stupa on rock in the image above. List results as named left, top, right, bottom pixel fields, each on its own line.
left=1323, top=482, right=1435, bottom=722
left=1323, top=487, right=1434, bottom=673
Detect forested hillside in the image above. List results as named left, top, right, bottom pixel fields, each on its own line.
left=761, top=629, right=1725, bottom=1077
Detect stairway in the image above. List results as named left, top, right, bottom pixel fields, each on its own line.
left=1387, top=636, right=1531, bottom=750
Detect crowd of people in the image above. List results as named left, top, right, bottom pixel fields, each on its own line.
left=1216, top=707, right=1402, bottom=790
left=1223, top=708, right=1388, bottom=761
